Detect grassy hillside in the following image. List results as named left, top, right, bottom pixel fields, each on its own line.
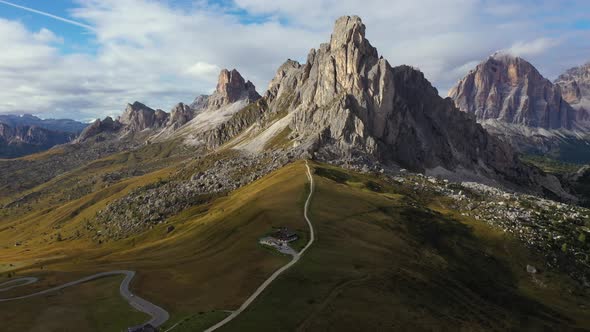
left=0, top=275, right=148, bottom=331
left=0, top=161, right=311, bottom=331
left=219, top=164, right=590, bottom=331
left=1, top=160, right=589, bottom=331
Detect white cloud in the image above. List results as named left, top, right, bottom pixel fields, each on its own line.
left=0, top=0, right=588, bottom=119
left=186, top=62, right=221, bottom=78
left=506, top=38, right=561, bottom=57
left=33, top=28, right=64, bottom=43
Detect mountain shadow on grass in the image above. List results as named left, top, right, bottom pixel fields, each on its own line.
left=397, top=205, right=571, bottom=328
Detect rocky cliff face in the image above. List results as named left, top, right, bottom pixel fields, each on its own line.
left=191, top=69, right=261, bottom=111
left=0, top=123, right=75, bottom=158
left=260, top=16, right=555, bottom=194
left=555, top=63, right=590, bottom=115
left=448, top=53, right=576, bottom=130
left=167, top=102, right=194, bottom=129
left=77, top=116, right=122, bottom=142
left=118, top=102, right=169, bottom=132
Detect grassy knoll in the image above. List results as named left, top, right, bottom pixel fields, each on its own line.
left=219, top=163, right=590, bottom=331
left=0, top=275, right=147, bottom=331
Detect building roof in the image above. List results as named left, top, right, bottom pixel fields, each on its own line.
left=272, top=227, right=298, bottom=241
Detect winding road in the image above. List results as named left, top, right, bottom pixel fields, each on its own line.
left=203, top=160, right=316, bottom=332
left=0, top=270, right=169, bottom=330
left=0, top=277, right=38, bottom=292
left=1, top=161, right=315, bottom=332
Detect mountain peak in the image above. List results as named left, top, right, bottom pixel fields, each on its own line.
left=330, top=16, right=365, bottom=47
left=449, top=54, right=575, bottom=129
left=489, top=51, right=518, bottom=61
left=555, top=61, right=590, bottom=112
left=203, top=68, right=261, bottom=110
left=262, top=14, right=549, bottom=191
left=216, top=69, right=244, bottom=96
left=329, top=16, right=377, bottom=59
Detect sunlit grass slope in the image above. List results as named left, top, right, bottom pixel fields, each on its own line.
left=1, top=161, right=311, bottom=331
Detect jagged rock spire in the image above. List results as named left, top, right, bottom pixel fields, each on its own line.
left=260, top=15, right=570, bottom=199
left=198, top=69, right=261, bottom=110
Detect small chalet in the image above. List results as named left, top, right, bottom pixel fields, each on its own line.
left=271, top=227, right=299, bottom=243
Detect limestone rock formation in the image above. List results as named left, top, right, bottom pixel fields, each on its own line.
left=77, top=117, right=122, bottom=142
left=167, top=103, right=194, bottom=129
left=555, top=63, right=590, bottom=116
left=448, top=53, right=576, bottom=130
left=195, top=69, right=261, bottom=111
left=119, top=102, right=169, bottom=132
left=78, top=69, right=262, bottom=148
left=190, top=95, right=209, bottom=110
left=160, top=69, right=263, bottom=147
left=261, top=15, right=554, bottom=194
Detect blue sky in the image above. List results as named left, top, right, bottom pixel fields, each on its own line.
left=0, top=0, right=94, bottom=53
left=0, top=0, right=588, bottom=120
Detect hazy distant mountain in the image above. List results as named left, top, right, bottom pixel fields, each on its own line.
left=0, top=114, right=87, bottom=158
left=555, top=62, right=590, bottom=116
left=448, top=54, right=590, bottom=163
left=0, top=114, right=88, bottom=134
left=0, top=123, right=75, bottom=158
left=449, top=53, right=576, bottom=130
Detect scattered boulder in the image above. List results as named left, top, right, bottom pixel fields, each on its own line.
left=526, top=265, right=537, bottom=274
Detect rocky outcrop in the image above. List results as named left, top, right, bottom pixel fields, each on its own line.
left=448, top=53, right=576, bottom=130
left=196, top=69, right=261, bottom=111
left=0, top=123, right=75, bottom=158
left=248, top=16, right=574, bottom=199
left=555, top=63, right=590, bottom=116
left=118, top=102, right=169, bottom=132
left=77, top=117, right=122, bottom=142
left=79, top=102, right=193, bottom=142
left=93, top=150, right=295, bottom=239
left=167, top=103, right=194, bottom=129
left=160, top=69, right=264, bottom=147
left=190, top=95, right=209, bottom=111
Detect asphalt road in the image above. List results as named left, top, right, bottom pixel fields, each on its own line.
left=2, top=161, right=316, bottom=332
left=0, top=270, right=169, bottom=329
left=202, top=160, right=316, bottom=332
left=0, top=277, right=38, bottom=292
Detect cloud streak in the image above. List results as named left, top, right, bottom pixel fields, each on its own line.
left=0, top=0, right=95, bottom=31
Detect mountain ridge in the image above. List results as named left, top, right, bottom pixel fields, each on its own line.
left=448, top=53, right=577, bottom=130
left=0, top=123, right=76, bottom=158
left=555, top=62, right=590, bottom=115
left=250, top=16, right=569, bottom=198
